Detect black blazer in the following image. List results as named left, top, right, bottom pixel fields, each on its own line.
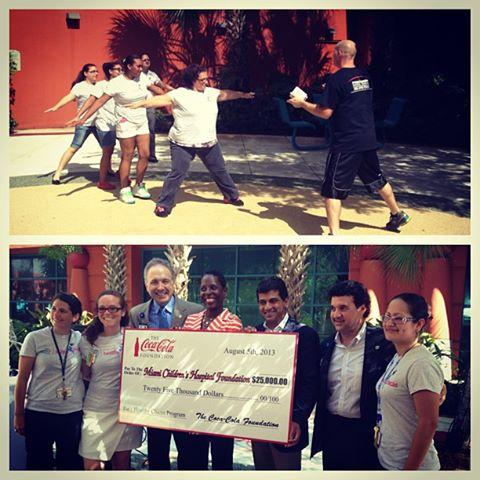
left=256, top=316, right=320, bottom=452
left=311, top=326, right=395, bottom=457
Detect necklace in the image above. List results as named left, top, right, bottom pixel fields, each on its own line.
left=201, top=311, right=217, bottom=330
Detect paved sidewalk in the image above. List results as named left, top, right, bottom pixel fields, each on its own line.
left=9, top=130, right=470, bottom=236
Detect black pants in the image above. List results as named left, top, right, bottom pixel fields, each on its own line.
left=156, top=142, right=239, bottom=211
left=148, top=428, right=209, bottom=470
left=24, top=409, right=83, bottom=470
left=208, top=435, right=234, bottom=470
left=322, top=413, right=380, bottom=470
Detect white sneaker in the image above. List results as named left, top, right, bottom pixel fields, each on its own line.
left=119, top=186, right=135, bottom=204
left=132, top=182, right=151, bottom=199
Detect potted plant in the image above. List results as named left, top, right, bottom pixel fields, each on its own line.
left=39, top=245, right=88, bottom=268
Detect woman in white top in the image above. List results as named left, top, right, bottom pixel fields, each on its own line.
left=127, top=63, right=255, bottom=217
left=14, top=293, right=85, bottom=470
left=75, top=55, right=169, bottom=204
left=79, top=290, right=142, bottom=470
left=376, top=293, right=444, bottom=470
left=70, top=61, right=124, bottom=190
left=45, top=64, right=107, bottom=185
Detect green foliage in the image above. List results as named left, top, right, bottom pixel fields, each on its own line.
left=367, top=245, right=450, bottom=283
left=9, top=311, right=49, bottom=370
left=38, top=245, right=83, bottom=262
left=419, top=332, right=459, bottom=363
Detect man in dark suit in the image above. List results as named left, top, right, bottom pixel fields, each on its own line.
left=129, top=258, right=203, bottom=470
left=311, top=280, right=395, bottom=470
left=250, top=277, right=320, bottom=470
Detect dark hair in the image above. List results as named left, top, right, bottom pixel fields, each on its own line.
left=180, top=64, right=207, bottom=89
left=71, top=63, right=96, bottom=88
left=202, top=270, right=227, bottom=289
left=140, top=52, right=150, bottom=59
left=123, top=54, right=141, bottom=70
left=102, top=61, right=122, bottom=80
left=256, top=277, right=288, bottom=301
left=84, top=290, right=128, bottom=345
left=388, top=293, right=429, bottom=323
left=51, top=292, right=83, bottom=317
left=328, top=280, right=371, bottom=318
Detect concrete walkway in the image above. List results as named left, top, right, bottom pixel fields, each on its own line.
left=9, top=130, right=470, bottom=235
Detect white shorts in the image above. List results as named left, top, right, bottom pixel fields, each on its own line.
left=116, top=117, right=149, bottom=139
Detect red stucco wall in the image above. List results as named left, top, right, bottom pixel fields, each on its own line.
left=10, top=9, right=347, bottom=130
left=10, top=10, right=117, bottom=129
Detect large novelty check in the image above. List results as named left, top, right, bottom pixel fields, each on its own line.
left=119, top=328, right=298, bottom=443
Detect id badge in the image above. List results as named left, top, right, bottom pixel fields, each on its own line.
left=56, top=386, right=73, bottom=400
left=86, top=351, right=96, bottom=367
left=373, top=425, right=381, bottom=449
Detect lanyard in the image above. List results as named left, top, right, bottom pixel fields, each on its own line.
left=50, top=328, right=72, bottom=392
left=374, top=354, right=400, bottom=448
left=376, top=354, right=401, bottom=423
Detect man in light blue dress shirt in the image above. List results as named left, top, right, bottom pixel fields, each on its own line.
left=129, top=258, right=202, bottom=470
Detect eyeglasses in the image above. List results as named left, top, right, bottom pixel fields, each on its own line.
left=97, top=306, right=122, bottom=314
left=111, top=67, right=123, bottom=72
left=197, top=77, right=210, bottom=82
left=381, top=314, right=415, bottom=325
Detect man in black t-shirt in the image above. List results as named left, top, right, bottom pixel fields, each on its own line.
left=288, top=40, right=410, bottom=235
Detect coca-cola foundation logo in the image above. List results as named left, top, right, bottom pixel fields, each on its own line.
left=134, top=337, right=176, bottom=357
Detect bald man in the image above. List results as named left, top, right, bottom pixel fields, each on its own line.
left=288, top=40, right=410, bottom=235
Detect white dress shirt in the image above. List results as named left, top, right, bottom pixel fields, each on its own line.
left=263, top=312, right=289, bottom=332
left=326, top=322, right=367, bottom=418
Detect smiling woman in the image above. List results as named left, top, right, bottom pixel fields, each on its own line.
left=78, top=290, right=142, bottom=470
left=181, top=270, right=243, bottom=470
left=13, top=292, right=84, bottom=470
left=376, top=293, right=444, bottom=471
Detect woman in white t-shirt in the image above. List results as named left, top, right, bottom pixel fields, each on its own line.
left=45, top=64, right=106, bottom=184
left=75, top=55, right=167, bottom=205
left=127, top=63, right=255, bottom=217
left=13, top=293, right=85, bottom=470
left=79, top=290, right=142, bottom=470
left=70, top=61, right=124, bottom=190
left=376, top=293, right=444, bottom=470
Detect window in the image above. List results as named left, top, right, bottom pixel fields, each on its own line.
left=142, top=246, right=349, bottom=332
left=10, top=255, right=67, bottom=323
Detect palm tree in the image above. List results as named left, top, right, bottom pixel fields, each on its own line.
left=278, top=245, right=310, bottom=320
left=103, top=245, right=127, bottom=296
left=164, top=245, right=193, bottom=300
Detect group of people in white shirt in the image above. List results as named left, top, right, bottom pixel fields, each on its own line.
left=45, top=54, right=254, bottom=212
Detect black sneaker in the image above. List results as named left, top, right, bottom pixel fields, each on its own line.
left=386, top=210, right=411, bottom=231
left=148, top=157, right=159, bottom=163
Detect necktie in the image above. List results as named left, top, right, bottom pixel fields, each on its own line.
left=159, top=307, right=169, bottom=329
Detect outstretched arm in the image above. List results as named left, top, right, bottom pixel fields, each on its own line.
left=44, top=92, right=76, bottom=113
left=156, top=77, right=175, bottom=92
left=66, top=95, right=96, bottom=126
left=287, top=96, right=333, bottom=119
left=75, top=93, right=111, bottom=126
left=127, top=93, right=174, bottom=109
left=218, top=90, right=255, bottom=102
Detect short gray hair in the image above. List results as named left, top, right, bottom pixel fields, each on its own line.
left=143, top=258, right=175, bottom=283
